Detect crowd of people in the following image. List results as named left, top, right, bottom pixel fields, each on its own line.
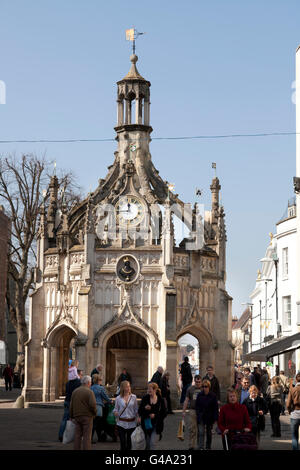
left=57, top=358, right=300, bottom=451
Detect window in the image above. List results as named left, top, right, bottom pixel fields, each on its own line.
left=282, top=248, right=288, bottom=278
left=282, top=296, right=291, bottom=329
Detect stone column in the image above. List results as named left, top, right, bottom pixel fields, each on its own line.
left=166, top=340, right=179, bottom=408
left=117, top=99, right=124, bottom=126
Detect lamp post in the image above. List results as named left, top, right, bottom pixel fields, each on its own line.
left=256, top=276, right=272, bottom=346
left=260, top=254, right=281, bottom=338
left=241, top=302, right=254, bottom=353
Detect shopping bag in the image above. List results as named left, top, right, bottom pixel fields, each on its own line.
left=131, top=425, right=146, bottom=450
left=177, top=419, right=185, bottom=441
left=106, top=404, right=116, bottom=425
left=62, top=419, right=76, bottom=444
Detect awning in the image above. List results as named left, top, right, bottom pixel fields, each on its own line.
left=243, top=332, right=300, bottom=362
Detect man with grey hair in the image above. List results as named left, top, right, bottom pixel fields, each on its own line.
left=151, top=366, right=164, bottom=389
left=69, top=375, right=97, bottom=450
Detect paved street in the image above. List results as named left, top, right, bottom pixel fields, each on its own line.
left=0, top=382, right=296, bottom=452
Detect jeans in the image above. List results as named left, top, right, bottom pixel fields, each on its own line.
left=290, top=418, right=300, bottom=450
left=58, top=402, right=70, bottom=439
left=145, top=427, right=159, bottom=450
left=180, top=383, right=192, bottom=404
left=197, top=421, right=212, bottom=450
left=117, top=425, right=135, bottom=451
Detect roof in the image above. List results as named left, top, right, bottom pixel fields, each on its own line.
left=233, top=308, right=250, bottom=330
left=121, top=54, right=145, bottom=81
left=243, top=332, right=300, bottom=362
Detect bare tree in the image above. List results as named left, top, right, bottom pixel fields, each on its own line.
left=0, top=154, right=82, bottom=372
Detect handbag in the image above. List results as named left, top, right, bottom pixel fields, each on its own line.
left=106, top=404, right=116, bottom=425
left=62, top=419, right=76, bottom=444
left=258, top=414, right=265, bottom=431
left=144, top=417, right=152, bottom=430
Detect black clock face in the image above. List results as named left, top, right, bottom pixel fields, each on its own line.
left=115, top=195, right=145, bottom=227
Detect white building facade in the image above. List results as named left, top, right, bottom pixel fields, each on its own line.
left=248, top=198, right=300, bottom=377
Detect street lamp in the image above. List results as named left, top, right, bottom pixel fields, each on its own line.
left=241, top=302, right=253, bottom=353
left=260, top=254, right=281, bottom=337
left=256, top=276, right=272, bottom=345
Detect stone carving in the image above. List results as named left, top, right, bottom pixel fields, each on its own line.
left=70, top=253, right=85, bottom=265
left=45, top=255, right=58, bottom=269
left=174, top=255, right=189, bottom=268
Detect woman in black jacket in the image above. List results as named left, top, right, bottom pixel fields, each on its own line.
left=138, top=382, right=167, bottom=450
left=195, top=379, right=219, bottom=450
left=242, top=385, right=267, bottom=446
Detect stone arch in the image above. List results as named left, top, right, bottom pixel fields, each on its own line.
left=44, top=323, right=78, bottom=401
left=177, top=323, right=215, bottom=376
left=98, top=323, right=152, bottom=396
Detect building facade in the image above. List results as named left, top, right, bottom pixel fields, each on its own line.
left=249, top=198, right=300, bottom=376
left=23, top=54, right=234, bottom=404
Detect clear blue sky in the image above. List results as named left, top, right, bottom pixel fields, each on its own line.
left=0, top=1, right=299, bottom=317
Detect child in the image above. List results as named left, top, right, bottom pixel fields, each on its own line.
left=68, top=360, right=79, bottom=381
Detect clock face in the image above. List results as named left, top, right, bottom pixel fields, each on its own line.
left=115, top=196, right=145, bottom=227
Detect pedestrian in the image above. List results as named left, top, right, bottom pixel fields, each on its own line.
left=90, top=363, right=103, bottom=378
left=90, top=374, right=113, bottom=443
left=233, top=373, right=244, bottom=390
left=243, top=367, right=256, bottom=387
left=202, top=365, right=221, bottom=403
left=218, top=388, right=252, bottom=450
left=259, top=369, right=270, bottom=399
left=151, top=366, right=164, bottom=389
left=69, top=375, right=97, bottom=450
left=114, top=380, right=138, bottom=451
left=237, top=377, right=250, bottom=404
left=286, top=372, right=300, bottom=450
left=138, top=382, right=167, bottom=450
left=242, top=385, right=267, bottom=447
left=182, top=375, right=203, bottom=450
left=3, top=364, right=13, bottom=391
left=118, top=368, right=132, bottom=385
left=68, top=360, right=79, bottom=380
left=266, top=376, right=284, bottom=438
left=195, top=379, right=219, bottom=450
left=58, top=368, right=83, bottom=442
left=161, top=371, right=173, bottom=414
left=179, top=357, right=193, bottom=404
left=279, top=370, right=290, bottom=415
left=253, top=367, right=261, bottom=390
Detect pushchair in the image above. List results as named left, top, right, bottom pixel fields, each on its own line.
left=224, top=430, right=257, bottom=451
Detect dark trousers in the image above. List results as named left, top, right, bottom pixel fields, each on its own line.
left=117, top=425, right=135, bottom=451
left=92, top=416, right=105, bottom=441
left=270, top=401, right=282, bottom=436
left=4, top=378, right=12, bottom=391
left=180, top=383, right=192, bottom=404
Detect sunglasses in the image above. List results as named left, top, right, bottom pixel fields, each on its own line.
left=202, top=385, right=209, bottom=388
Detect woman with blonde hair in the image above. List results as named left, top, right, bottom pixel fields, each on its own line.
left=242, top=385, right=267, bottom=446
left=114, top=380, right=138, bottom=451
left=266, top=376, right=284, bottom=437
left=138, top=382, right=167, bottom=450
left=195, top=379, right=219, bottom=450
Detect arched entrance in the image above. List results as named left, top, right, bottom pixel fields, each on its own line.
left=177, top=333, right=200, bottom=377
left=106, top=328, right=148, bottom=396
left=47, top=324, right=77, bottom=400
left=177, top=326, right=214, bottom=380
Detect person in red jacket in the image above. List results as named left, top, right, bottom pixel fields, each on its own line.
left=218, top=388, right=252, bottom=450
left=3, top=364, right=14, bottom=391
